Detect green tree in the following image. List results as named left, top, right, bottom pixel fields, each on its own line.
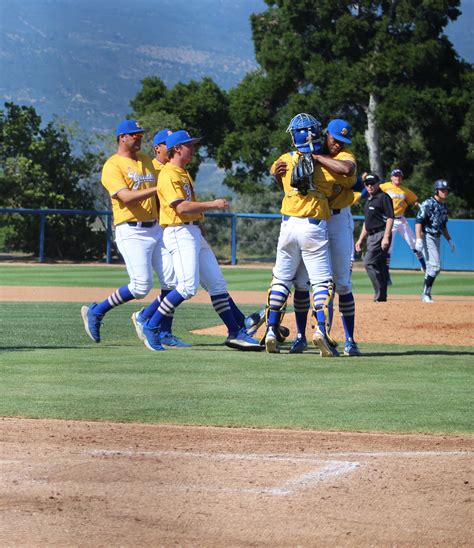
left=217, top=0, right=473, bottom=214
left=0, top=102, right=105, bottom=259
left=131, top=76, right=231, bottom=178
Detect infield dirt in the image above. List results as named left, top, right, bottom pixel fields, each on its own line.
left=1, top=287, right=473, bottom=545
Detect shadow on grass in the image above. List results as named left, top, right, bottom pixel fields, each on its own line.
left=362, top=350, right=474, bottom=357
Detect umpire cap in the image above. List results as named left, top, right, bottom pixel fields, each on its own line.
left=364, top=172, right=380, bottom=185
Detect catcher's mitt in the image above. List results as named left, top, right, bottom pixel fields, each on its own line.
left=291, top=153, right=314, bottom=196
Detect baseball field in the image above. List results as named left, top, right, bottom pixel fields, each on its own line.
left=1, top=264, right=473, bottom=545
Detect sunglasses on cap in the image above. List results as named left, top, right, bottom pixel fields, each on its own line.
left=122, top=132, right=143, bottom=139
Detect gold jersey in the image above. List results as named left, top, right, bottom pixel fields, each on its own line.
left=271, top=151, right=331, bottom=220
left=101, top=152, right=158, bottom=225
left=380, top=181, right=418, bottom=216
left=326, top=149, right=357, bottom=209
left=157, top=162, right=204, bottom=227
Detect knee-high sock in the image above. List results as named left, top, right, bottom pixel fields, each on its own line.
left=228, top=296, right=246, bottom=329
left=293, top=290, right=310, bottom=339
left=339, top=292, right=355, bottom=342
left=211, top=293, right=241, bottom=334
left=267, top=282, right=290, bottom=327
left=147, top=289, right=184, bottom=329
left=94, top=285, right=134, bottom=315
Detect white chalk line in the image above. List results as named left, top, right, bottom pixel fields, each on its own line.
left=87, top=449, right=360, bottom=496
left=87, top=449, right=472, bottom=461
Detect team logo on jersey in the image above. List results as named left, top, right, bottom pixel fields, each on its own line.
left=127, top=168, right=155, bottom=190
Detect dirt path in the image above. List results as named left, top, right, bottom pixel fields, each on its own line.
left=1, top=418, right=472, bottom=546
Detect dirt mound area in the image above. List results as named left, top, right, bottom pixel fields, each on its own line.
left=194, top=295, right=474, bottom=347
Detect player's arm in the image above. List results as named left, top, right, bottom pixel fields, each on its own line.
left=311, top=153, right=356, bottom=176
left=173, top=198, right=230, bottom=215
left=115, top=186, right=158, bottom=205
left=271, top=159, right=287, bottom=190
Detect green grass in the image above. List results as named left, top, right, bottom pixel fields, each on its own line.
left=1, top=264, right=473, bottom=294
left=1, top=302, right=473, bottom=434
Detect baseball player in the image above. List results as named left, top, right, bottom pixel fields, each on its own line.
left=283, top=119, right=362, bottom=356
left=265, top=113, right=337, bottom=357
left=380, top=168, right=426, bottom=281
left=140, top=129, right=262, bottom=352
left=415, top=179, right=455, bottom=303
left=130, top=128, right=191, bottom=348
left=81, top=120, right=177, bottom=349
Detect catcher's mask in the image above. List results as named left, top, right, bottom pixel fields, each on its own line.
left=286, top=113, right=322, bottom=153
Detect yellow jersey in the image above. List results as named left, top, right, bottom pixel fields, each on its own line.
left=101, top=152, right=158, bottom=225
left=325, top=150, right=357, bottom=209
left=271, top=151, right=331, bottom=220
left=380, top=181, right=417, bottom=216
left=157, top=162, right=204, bottom=227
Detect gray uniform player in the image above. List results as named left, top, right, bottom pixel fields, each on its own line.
left=415, top=179, right=456, bottom=303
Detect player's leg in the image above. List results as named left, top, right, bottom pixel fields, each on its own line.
left=401, top=217, right=427, bottom=271
left=81, top=223, right=154, bottom=343
left=328, top=209, right=360, bottom=356
left=198, top=233, right=262, bottom=351
left=141, top=225, right=198, bottom=351
left=290, top=262, right=310, bottom=354
left=421, top=233, right=441, bottom=302
left=263, top=218, right=300, bottom=353
left=300, top=219, right=338, bottom=357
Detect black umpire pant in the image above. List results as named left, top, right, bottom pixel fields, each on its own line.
left=364, top=230, right=391, bottom=301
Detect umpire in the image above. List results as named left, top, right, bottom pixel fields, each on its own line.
left=355, top=172, right=395, bottom=302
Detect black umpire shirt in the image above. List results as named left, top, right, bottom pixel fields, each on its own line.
left=364, top=189, right=395, bottom=234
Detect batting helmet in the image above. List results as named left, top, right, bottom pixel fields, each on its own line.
left=286, top=113, right=322, bottom=153
left=434, top=179, right=450, bottom=192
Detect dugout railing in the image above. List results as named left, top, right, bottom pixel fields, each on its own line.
left=0, top=207, right=472, bottom=270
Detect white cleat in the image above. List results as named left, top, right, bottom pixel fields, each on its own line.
left=421, top=294, right=434, bottom=303
left=312, top=329, right=339, bottom=357
left=265, top=327, right=280, bottom=354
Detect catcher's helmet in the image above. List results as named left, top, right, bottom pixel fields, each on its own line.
left=286, top=113, right=322, bottom=153
left=434, top=179, right=450, bottom=192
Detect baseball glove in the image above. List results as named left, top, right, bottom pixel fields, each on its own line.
left=291, top=153, right=314, bottom=195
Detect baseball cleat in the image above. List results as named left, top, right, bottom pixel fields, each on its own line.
left=225, top=328, right=263, bottom=352
left=343, top=340, right=362, bottom=356
left=264, top=327, right=280, bottom=354
left=289, top=336, right=308, bottom=354
left=421, top=293, right=434, bottom=303
left=244, top=309, right=266, bottom=336
left=131, top=309, right=146, bottom=341
left=159, top=332, right=192, bottom=348
left=142, top=322, right=165, bottom=351
left=312, top=328, right=339, bottom=357
left=81, top=304, right=103, bottom=343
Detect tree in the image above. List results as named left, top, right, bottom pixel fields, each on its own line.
left=131, top=76, right=231, bottom=178
left=0, top=102, right=105, bottom=259
left=217, top=0, right=473, bottom=214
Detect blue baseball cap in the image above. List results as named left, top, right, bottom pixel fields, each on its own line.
left=153, top=128, right=173, bottom=146
left=116, top=119, right=145, bottom=137
left=327, top=119, right=352, bottom=144
left=391, top=168, right=403, bottom=177
left=166, top=129, right=201, bottom=150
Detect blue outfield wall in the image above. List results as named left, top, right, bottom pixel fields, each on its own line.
left=389, top=218, right=474, bottom=271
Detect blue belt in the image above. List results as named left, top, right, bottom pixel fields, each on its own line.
left=331, top=209, right=341, bottom=215
left=127, top=221, right=156, bottom=228
left=282, top=215, right=321, bottom=226
left=183, top=221, right=200, bottom=226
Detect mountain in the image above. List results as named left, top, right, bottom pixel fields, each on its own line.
left=1, top=0, right=471, bottom=134
left=0, top=0, right=265, bottom=132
